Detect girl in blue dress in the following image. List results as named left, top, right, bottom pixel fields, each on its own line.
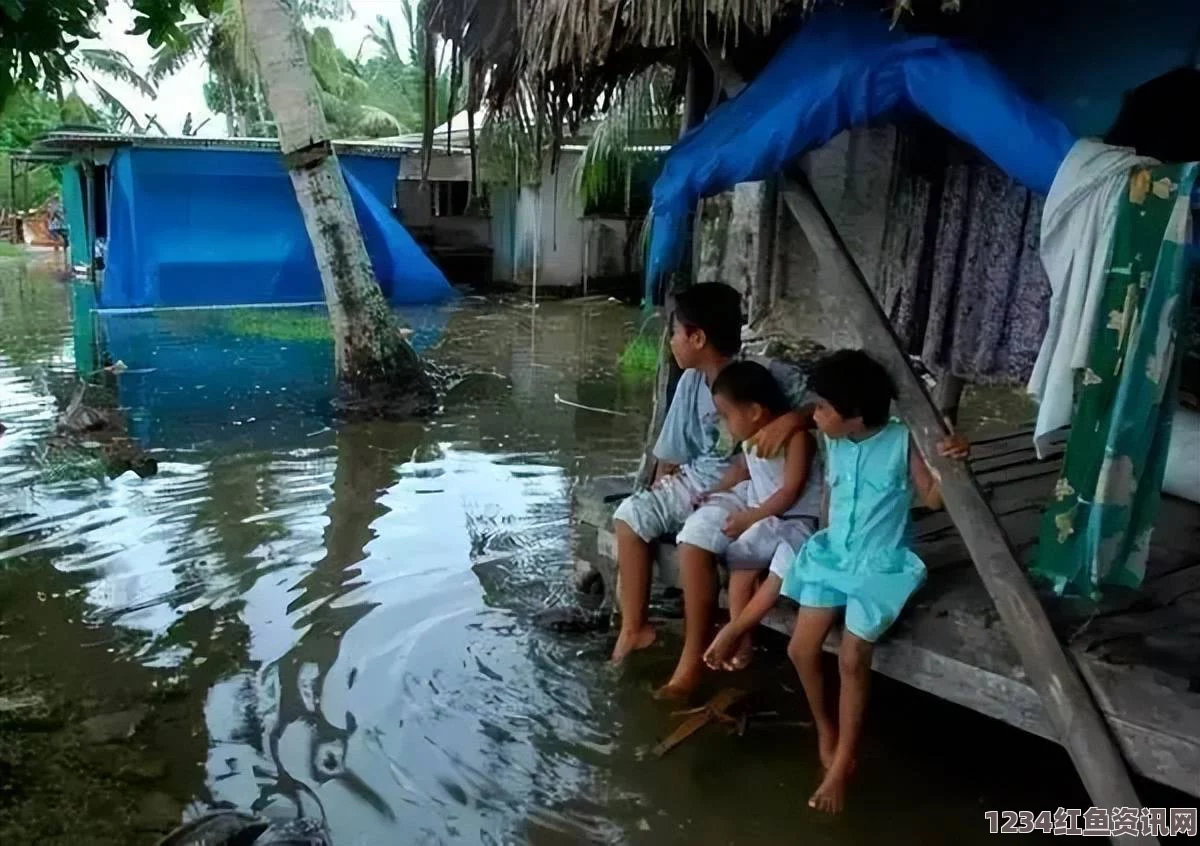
left=706, top=350, right=969, bottom=813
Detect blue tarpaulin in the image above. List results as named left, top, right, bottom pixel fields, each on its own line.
left=647, top=7, right=1077, bottom=293
left=102, top=148, right=453, bottom=310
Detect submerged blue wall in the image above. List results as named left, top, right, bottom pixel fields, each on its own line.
left=102, top=148, right=453, bottom=310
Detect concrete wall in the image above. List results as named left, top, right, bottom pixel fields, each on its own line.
left=396, top=182, right=433, bottom=229
left=492, top=152, right=638, bottom=291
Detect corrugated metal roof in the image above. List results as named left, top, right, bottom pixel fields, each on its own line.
left=28, top=131, right=472, bottom=162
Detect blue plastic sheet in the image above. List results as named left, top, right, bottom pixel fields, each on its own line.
left=647, top=7, right=1077, bottom=293
left=102, top=148, right=453, bottom=310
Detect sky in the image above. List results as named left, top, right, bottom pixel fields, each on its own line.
left=84, top=0, right=414, bottom=137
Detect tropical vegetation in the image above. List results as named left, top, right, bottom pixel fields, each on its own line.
left=144, top=0, right=452, bottom=139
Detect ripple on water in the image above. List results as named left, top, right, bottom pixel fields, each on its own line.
left=0, top=270, right=1071, bottom=846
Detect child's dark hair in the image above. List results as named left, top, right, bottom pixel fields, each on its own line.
left=808, top=350, right=896, bottom=427
left=711, top=360, right=791, bottom=416
left=672, top=283, right=743, bottom=357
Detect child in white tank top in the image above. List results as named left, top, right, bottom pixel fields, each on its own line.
left=662, top=361, right=821, bottom=697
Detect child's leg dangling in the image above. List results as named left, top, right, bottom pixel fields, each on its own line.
left=787, top=607, right=839, bottom=770
left=810, top=631, right=873, bottom=814
left=611, top=519, right=657, bottom=663
left=725, top=569, right=760, bottom=670
left=656, top=542, right=718, bottom=700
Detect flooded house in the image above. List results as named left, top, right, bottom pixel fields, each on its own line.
left=431, top=0, right=1200, bottom=818
left=391, top=110, right=658, bottom=298
left=26, top=131, right=453, bottom=310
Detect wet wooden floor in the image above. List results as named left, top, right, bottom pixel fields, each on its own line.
left=573, top=428, right=1200, bottom=797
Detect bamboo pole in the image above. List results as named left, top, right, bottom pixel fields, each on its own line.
left=704, top=49, right=1152, bottom=841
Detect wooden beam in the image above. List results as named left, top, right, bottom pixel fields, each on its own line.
left=698, top=49, right=1153, bottom=840
left=936, top=371, right=966, bottom=426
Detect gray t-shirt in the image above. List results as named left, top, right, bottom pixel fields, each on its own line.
left=652, top=358, right=812, bottom=491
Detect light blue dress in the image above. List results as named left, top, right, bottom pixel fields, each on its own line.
left=779, top=419, right=926, bottom=642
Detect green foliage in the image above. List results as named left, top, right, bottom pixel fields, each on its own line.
left=574, top=66, right=677, bottom=215
left=0, top=85, right=100, bottom=210
left=478, top=119, right=543, bottom=186
left=0, top=0, right=105, bottom=107
left=34, top=445, right=109, bottom=484
left=617, top=333, right=660, bottom=383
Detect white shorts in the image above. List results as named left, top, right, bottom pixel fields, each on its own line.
left=675, top=482, right=818, bottom=573
left=612, top=472, right=704, bottom=542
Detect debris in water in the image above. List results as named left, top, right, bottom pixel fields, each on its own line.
left=553, top=393, right=627, bottom=416
left=81, top=706, right=148, bottom=744
left=533, top=606, right=611, bottom=635
left=653, top=689, right=747, bottom=758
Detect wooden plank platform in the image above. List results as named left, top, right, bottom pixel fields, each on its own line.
left=573, top=430, right=1200, bottom=797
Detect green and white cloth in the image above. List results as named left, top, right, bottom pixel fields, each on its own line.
left=1034, top=160, right=1198, bottom=597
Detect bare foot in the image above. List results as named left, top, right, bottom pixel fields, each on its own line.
left=611, top=624, right=656, bottom=664
left=724, top=636, right=754, bottom=671
left=808, top=765, right=850, bottom=813
left=815, top=724, right=838, bottom=771
left=653, top=665, right=703, bottom=701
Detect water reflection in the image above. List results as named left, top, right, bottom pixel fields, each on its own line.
left=1, top=258, right=1093, bottom=845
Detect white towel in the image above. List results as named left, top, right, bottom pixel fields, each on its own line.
left=1027, top=139, right=1157, bottom=458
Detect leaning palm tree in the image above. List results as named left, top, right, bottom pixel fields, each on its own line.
left=241, top=0, right=434, bottom=413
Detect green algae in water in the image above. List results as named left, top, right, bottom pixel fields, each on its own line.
left=34, top=447, right=108, bottom=484
left=0, top=243, right=25, bottom=258
left=219, top=309, right=332, bottom=343
left=157, top=307, right=333, bottom=344
left=618, top=334, right=659, bottom=383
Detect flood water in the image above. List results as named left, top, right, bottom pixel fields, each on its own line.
left=0, top=254, right=1089, bottom=845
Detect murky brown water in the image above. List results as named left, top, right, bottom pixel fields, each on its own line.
left=0, top=254, right=1088, bottom=845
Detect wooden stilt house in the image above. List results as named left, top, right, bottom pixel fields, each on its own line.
left=428, top=0, right=1200, bottom=823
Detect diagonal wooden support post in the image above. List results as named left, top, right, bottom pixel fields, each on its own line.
left=780, top=175, right=1150, bottom=828
left=702, top=51, right=1153, bottom=842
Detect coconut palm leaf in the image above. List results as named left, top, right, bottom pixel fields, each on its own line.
left=88, top=80, right=144, bottom=133
left=356, top=104, right=405, bottom=136
left=361, top=14, right=403, bottom=65
left=574, top=65, right=678, bottom=212
left=148, top=20, right=213, bottom=83
left=212, top=0, right=255, bottom=83
left=77, top=48, right=157, bottom=98
left=400, top=0, right=426, bottom=67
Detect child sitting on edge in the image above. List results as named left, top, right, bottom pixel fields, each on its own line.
left=610, top=284, right=802, bottom=673
left=662, top=360, right=821, bottom=695
left=704, top=350, right=969, bottom=814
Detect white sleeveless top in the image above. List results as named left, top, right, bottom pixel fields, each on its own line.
left=744, top=443, right=822, bottom=519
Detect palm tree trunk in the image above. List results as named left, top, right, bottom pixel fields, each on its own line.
left=223, top=80, right=238, bottom=136
left=241, top=0, right=434, bottom=414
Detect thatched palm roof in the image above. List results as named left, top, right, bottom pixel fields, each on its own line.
left=428, top=0, right=814, bottom=126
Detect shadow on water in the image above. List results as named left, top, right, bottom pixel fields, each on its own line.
left=0, top=257, right=1098, bottom=845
